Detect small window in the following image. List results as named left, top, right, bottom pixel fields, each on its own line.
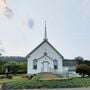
left=53, top=59, right=58, bottom=70
left=33, top=65, right=37, bottom=69
left=33, top=59, right=37, bottom=70
left=44, top=52, right=47, bottom=56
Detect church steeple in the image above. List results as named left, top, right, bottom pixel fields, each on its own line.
left=44, top=21, right=48, bottom=41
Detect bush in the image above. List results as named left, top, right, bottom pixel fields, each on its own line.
left=22, top=75, right=34, bottom=80
left=7, top=75, right=13, bottom=79
left=0, top=75, right=7, bottom=79
left=0, top=74, right=13, bottom=79
left=6, top=77, right=90, bottom=89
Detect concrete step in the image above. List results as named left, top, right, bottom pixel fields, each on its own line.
left=38, top=72, right=60, bottom=80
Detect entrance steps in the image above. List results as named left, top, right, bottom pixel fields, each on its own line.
left=37, top=72, right=60, bottom=80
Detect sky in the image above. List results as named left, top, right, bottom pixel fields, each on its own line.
left=0, top=0, right=90, bottom=60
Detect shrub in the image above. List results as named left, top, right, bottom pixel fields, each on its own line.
left=0, top=75, right=7, bottom=79
left=7, top=75, right=13, bottom=79
left=22, top=75, right=34, bottom=80
left=6, top=77, right=90, bottom=89
left=0, top=74, right=13, bottom=79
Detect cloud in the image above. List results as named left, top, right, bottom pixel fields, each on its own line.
left=28, top=19, right=34, bottom=29
left=0, top=0, right=13, bottom=18
left=81, top=0, right=90, bottom=19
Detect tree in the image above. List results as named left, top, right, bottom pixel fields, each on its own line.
left=2, top=61, right=19, bottom=74
left=83, top=60, right=90, bottom=66
left=17, top=61, right=27, bottom=74
left=75, top=56, right=84, bottom=65
left=76, top=64, right=90, bottom=77
left=0, top=60, right=7, bottom=74
left=0, top=53, right=1, bottom=56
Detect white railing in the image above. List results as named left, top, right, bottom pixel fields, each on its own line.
left=49, top=67, right=62, bottom=75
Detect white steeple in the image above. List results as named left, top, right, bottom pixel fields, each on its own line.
left=44, top=21, right=48, bottom=41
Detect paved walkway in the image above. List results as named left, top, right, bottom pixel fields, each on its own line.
left=0, top=84, right=2, bottom=89
left=0, top=83, right=7, bottom=90
left=23, top=88, right=90, bottom=90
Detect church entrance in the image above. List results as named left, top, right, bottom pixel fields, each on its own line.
left=42, top=61, right=49, bottom=72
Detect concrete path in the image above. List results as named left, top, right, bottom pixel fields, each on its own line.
left=0, top=83, right=7, bottom=90
left=23, top=88, right=90, bottom=90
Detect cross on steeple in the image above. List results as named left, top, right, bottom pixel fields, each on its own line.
left=44, top=21, right=48, bottom=41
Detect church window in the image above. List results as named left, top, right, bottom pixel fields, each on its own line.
left=53, top=59, right=58, bottom=70
left=33, top=59, right=37, bottom=70
left=44, top=52, right=47, bottom=56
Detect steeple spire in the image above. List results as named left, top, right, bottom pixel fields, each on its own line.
left=44, top=21, right=48, bottom=41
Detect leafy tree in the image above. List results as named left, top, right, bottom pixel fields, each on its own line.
left=83, top=60, right=90, bottom=66
left=75, top=56, right=84, bottom=65
left=2, top=61, right=19, bottom=74
left=1, top=60, right=27, bottom=75
left=0, top=60, right=7, bottom=74
left=17, top=61, right=27, bottom=73
left=76, top=64, right=90, bottom=77
left=0, top=56, right=27, bottom=74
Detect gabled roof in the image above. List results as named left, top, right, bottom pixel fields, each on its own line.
left=26, top=40, right=64, bottom=59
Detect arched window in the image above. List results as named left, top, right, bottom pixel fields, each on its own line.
left=53, top=59, right=58, bottom=70
left=33, top=59, right=37, bottom=69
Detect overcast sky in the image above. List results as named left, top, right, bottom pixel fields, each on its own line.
left=0, top=0, right=90, bottom=60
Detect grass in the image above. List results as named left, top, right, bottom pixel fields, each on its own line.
left=0, top=74, right=90, bottom=89
left=0, top=75, right=26, bottom=84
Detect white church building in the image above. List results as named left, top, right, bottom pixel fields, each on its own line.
left=26, top=24, right=76, bottom=75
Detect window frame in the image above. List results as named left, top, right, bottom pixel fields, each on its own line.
left=53, top=59, right=58, bottom=70
left=33, top=59, right=37, bottom=70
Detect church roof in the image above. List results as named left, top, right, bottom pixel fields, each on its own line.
left=26, top=40, right=64, bottom=58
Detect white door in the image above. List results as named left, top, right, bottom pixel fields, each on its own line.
left=43, top=61, right=49, bottom=72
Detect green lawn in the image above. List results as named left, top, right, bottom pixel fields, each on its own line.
left=0, top=75, right=25, bottom=83
left=0, top=75, right=90, bottom=89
